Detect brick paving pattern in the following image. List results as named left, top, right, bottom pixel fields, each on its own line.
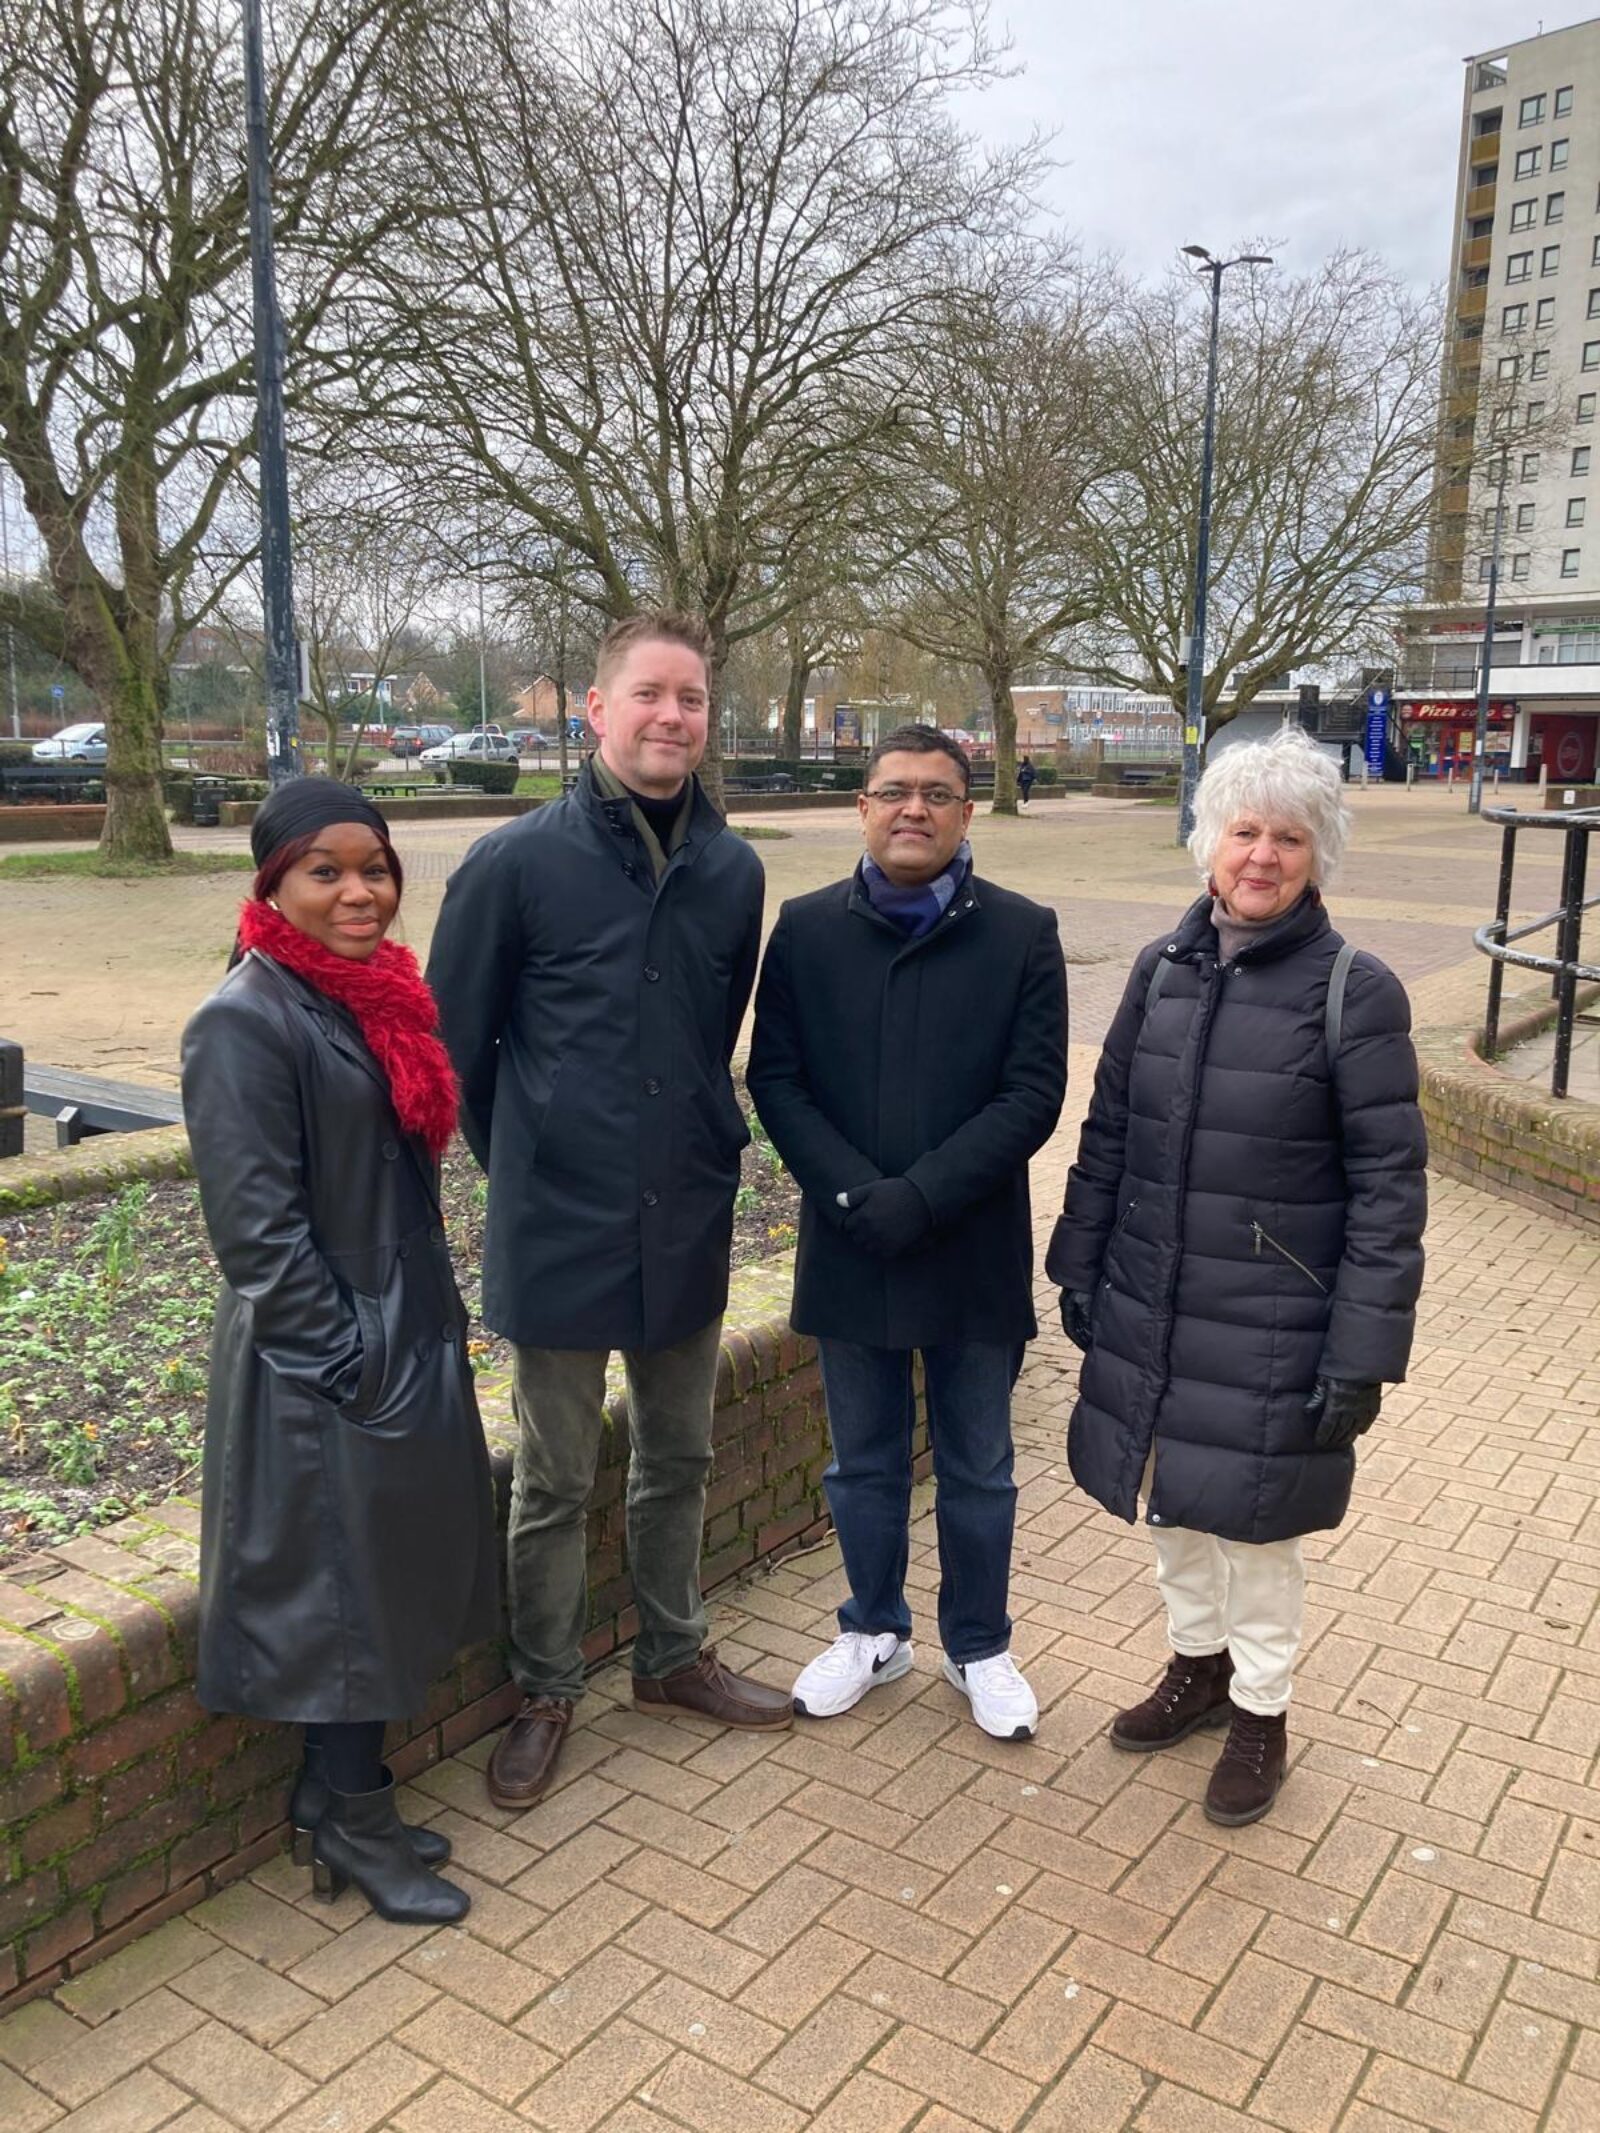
left=2, top=787, right=1597, bottom=2126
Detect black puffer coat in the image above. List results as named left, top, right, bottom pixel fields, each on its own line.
left=426, top=764, right=764, bottom=1352
left=1046, top=891, right=1427, bottom=1545
left=181, top=954, right=499, bottom=1722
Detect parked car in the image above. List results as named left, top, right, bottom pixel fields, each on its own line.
left=419, top=728, right=518, bottom=765
left=516, top=730, right=562, bottom=754
left=32, top=722, right=107, bottom=764
left=390, top=723, right=454, bottom=758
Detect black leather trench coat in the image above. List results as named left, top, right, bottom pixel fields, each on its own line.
left=426, top=765, right=764, bottom=1352
left=747, top=870, right=1068, bottom=1349
left=180, top=952, right=499, bottom=1722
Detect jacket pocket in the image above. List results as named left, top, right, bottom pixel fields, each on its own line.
left=1250, top=1219, right=1328, bottom=1294
left=344, top=1289, right=388, bottom=1420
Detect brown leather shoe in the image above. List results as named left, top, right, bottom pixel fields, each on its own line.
left=1204, top=1708, right=1288, bottom=1826
left=1111, top=1649, right=1233, bottom=1752
left=486, top=1695, right=573, bottom=1809
left=633, top=1646, right=794, bottom=1730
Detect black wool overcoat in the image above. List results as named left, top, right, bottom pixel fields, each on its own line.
left=180, top=953, right=499, bottom=1722
left=426, top=764, right=764, bottom=1352
left=1046, top=892, right=1428, bottom=1546
left=747, top=869, right=1068, bottom=1349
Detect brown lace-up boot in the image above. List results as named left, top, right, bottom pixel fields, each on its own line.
left=1203, top=1708, right=1288, bottom=1826
left=1110, top=1649, right=1234, bottom=1752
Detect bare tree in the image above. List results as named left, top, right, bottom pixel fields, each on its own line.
left=0, top=0, right=417, bottom=858
left=1075, top=251, right=1444, bottom=740
left=891, top=238, right=1110, bottom=811
left=374, top=0, right=1029, bottom=804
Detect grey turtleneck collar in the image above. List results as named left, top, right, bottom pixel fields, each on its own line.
left=1210, top=890, right=1311, bottom=964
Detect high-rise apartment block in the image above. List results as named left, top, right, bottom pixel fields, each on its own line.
left=1404, top=17, right=1600, bottom=784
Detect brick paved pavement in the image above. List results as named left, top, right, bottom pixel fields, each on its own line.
left=3, top=1050, right=1597, bottom=2132
left=5, top=787, right=1598, bottom=2127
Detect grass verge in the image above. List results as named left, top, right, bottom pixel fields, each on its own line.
left=0, top=850, right=254, bottom=880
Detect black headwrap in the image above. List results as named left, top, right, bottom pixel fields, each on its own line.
left=249, top=777, right=391, bottom=864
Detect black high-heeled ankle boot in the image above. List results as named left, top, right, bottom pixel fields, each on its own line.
left=289, top=1745, right=451, bottom=1868
left=311, top=1775, right=470, bottom=1924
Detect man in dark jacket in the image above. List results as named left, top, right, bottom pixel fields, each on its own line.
left=428, top=612, right=792, bottom=1810
left=748, top=726, right=1067, bottom=1740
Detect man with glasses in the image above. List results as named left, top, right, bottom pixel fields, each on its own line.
left=749, top=725, right=1067, bottom=1738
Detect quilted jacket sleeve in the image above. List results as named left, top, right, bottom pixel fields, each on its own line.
left=1044, top=942, right=1158, bottom=1293
left=1318, top=954, right=1428, bottom=1384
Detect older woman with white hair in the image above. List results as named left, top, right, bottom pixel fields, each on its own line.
left=1047, top=725, right=1426, bottom=1825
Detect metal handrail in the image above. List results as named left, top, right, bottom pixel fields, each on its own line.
left=1477, top=806, right=1600, bottom=1096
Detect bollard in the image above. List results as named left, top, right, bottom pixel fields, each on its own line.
left=0, top=1037, right=23, bottom=1159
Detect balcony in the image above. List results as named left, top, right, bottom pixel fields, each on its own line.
left=1461, top=235, right=1492, bottom=272
left=1470, top=130, right=1501, bottom=169
left=1440, top=483, right=1471, bottom=518
left=1457, top=284, right=1488, bottom=321
left=1466, top=180, right=1498, bottom=220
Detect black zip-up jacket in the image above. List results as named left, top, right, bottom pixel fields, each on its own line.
left=1047, top=891, right=1428, bottom=1545
left=748, top=867, right=1067, bottom=1349
left=427, top=763, right=764, bottom=1351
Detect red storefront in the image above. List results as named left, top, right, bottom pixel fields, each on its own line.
left=1399, top=699, right=1515, bottom=778
left=1529, top=712, right=1598, bottom=782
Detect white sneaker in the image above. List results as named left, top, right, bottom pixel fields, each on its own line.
left=943, top=1652, right=1038, bottom=1740
left=793, top=1632, right=914, bottom=1718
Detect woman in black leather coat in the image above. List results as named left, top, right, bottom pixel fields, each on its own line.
left=181, top=781, right=497, bottom=1925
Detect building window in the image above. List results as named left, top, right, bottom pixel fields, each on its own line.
left=1511, top=553, right=1531, bottom=579
left=1511, top=198, right=1536, bottom=229
left=1569, top=497, right=1587, bottom=526
left=1552, top=138, right=1570, bottom=170
left=1548, top=192, right=1566, bottom=222
left=1531, top=349, right=1551, bottom=378
left=1583, top=341, right=1600, bottom=370
left=1581, top=397, right=1597, bottom=424
left=1523, top=451, right=1542, bottom=476
left=1520, top=92, right=1547, bottom=126
left=1556, top=85, right=1573, bottom=117
left=1543, top=244, right=1561, bottom=274
left=1517, top=501, right=1536, bottom=530
left=1478, top=555, right=1496, bottom=582
left=1482, top=506, right=1502, bottom=536
left=1590, top=290, right=1600, bottom=320
left=1507, top=251, right=1533, bottom=282
left=1498, top=354, right=1519, bottom=379
left=1516, top=147, right=1542, bottom=179
left=1562, top=547, right=1581, bottom=576
left=1573, top=447, right=1591, bottom=475
left=1527, top=399, right=1547, bottom=427
left=1537, top=296, right=1556, bottom=326
left=1502, top=302, right=1528, bottom=331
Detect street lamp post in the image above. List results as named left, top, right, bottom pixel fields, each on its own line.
left=243, top=0, right=301, bottom=786
left=1469, top=449, right=1510, bottom=816
left=1176, top=247, right=1273, bottom=845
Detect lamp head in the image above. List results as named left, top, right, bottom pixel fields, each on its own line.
left=1181, top=244, right=1211, bottom=261
left=1239, top=253, right=1274, bottom=267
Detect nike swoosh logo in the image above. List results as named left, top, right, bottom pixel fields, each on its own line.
left=872, top=1650, right=898, bottom=1673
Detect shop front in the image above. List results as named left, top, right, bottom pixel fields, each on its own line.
left=1528, top=709, right=1599, bottom=783
left=1398, top=698, right=1516, bottom=778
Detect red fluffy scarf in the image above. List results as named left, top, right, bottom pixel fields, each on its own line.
left=237, top=899, right=459, bottom=1158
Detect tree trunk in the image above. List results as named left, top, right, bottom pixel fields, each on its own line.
left=699, top=618, right=729, bottom=816
left=779, top=646, right=811, bottom=766
left=986, top=655, right=1017, bottom=816
left=100, top=660, right=175, bottom=862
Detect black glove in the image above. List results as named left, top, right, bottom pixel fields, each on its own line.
left=839, top=1178, right=933, bottom=1258
left=1306, top=1376, right=1382, bottom=1451
left=1060, top=1289, right=1095, bottom=1352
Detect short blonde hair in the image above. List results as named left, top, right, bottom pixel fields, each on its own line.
left=1189, top=723, right=1351, bottom=885
left=594, top=610, right=712, bottom=692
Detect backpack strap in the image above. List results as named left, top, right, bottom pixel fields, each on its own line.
left=1326, top=941, right=1357, bottom=1057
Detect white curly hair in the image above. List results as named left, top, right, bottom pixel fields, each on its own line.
left=1188, top=723, right=1352, bottom=886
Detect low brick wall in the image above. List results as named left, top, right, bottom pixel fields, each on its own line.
left=0, top=1138, right=882, bottom=2010
left=1416, top=982, right=1600, bottom=1232
left=218, top=794, right=545, bottom=828
left=0, top=805, right=106, bottom=843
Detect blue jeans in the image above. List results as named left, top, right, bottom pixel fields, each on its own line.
left=816, top=1339, right=1023, bottom=1664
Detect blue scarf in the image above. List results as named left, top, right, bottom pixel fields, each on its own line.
left=860, top=841, right=972, bottom=937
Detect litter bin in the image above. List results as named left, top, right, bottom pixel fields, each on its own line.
left=192, top=777, right=225, bottom=828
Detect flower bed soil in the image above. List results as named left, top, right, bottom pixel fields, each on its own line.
left=0, top=1082, right=800, bottom=1566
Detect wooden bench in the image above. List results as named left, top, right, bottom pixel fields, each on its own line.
left=0, top=763, right=106, bottom=805
left=22, top=1065, right=184, bottom=1148
left=1118, top=767, right=1167, bottom=787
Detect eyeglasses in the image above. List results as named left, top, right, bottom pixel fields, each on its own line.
left=862, top=784, right=967, bottom=810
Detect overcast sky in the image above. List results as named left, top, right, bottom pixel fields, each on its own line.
left=962, top=1, right=1590, bottom=290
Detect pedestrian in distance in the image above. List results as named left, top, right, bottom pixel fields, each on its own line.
left=181, top=779, right=498, bottom=1927
left=749, top=724, right=1068, bottom=1740
left=428, top=611, right=792, bottom=1815
left=1017, top=754, right=1038, bottom=810
left=1049, top=725, right=1426, bottom=1825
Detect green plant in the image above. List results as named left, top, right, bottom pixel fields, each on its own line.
left=40, top=1416, right=102, bottom=1486
left=448, top=760, right=519, bottom=795
left=734, top=1183, right=758, bottom=1216
left=81, top=1183, right=149, bottom=1295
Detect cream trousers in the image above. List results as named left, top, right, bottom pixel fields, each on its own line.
left=1150, top=1525, right=1306, bottom=1716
